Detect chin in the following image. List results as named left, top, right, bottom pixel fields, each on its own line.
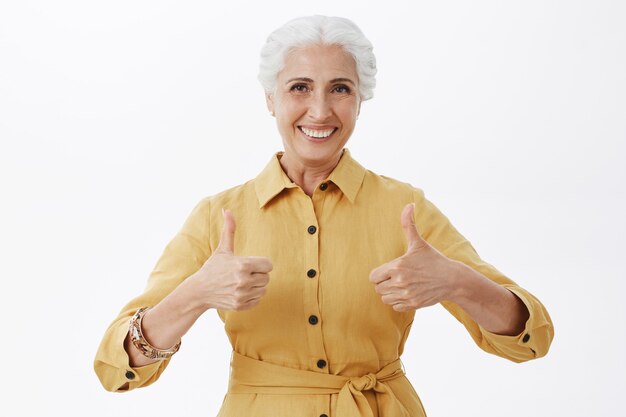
left=296, top=139, right=345, bottom=162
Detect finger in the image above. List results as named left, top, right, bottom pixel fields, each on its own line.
left=240, top=296, right=262, bottom=310
left=374, top=279, right=395, bottom=295
left=246, top=256, right=274, bottom=274
left=392, top=303, right=412, bottom=312
left=217, top=208, right=236, bottom=254
left=401, top=203, right=425, bottom=250
left=250, top=273, right=270, bottom=287
left=250, top=286, right=267, bottom=299
left=369, top=263, right=392, bottom=284
left=381, top=293, right=403, bottom=305
left=241, top=289, right=267, bottom=309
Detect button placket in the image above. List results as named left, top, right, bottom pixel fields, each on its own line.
left=315, top=394, right=330, bottom=417
left=302, top=200, right=327, bottom=373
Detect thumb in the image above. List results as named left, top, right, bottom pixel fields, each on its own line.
left=400, top=203, right=424, bottom=250
left=217, top=208, right=236, bottom=254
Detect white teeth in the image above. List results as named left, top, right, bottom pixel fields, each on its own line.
left=300, top=127, right=335, bottom=138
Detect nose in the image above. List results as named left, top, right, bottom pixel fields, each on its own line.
left=308, top=91, right=332, bottom=121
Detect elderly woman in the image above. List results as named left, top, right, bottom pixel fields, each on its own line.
left=95, top=15, right=554, bottom=417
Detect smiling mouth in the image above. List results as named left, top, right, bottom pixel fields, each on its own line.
left=298, top=126, right=338, bottom=139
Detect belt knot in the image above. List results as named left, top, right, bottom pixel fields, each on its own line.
left=349, top=373, right=377, bottom=391
left=228, top=352, right=416, bottom=416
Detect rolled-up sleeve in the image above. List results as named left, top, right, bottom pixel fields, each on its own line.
left=475, top=284, right=553, bottom=361
left=94, top=315, right=169, bottom=392
left=94, top=197, right=212, bottom=392
left=413, top=188, right=554, bottom=363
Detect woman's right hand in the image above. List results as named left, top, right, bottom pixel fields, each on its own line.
left=124, top=209, right=271, bottom=367
left=186, top=209, right=273, bottom=311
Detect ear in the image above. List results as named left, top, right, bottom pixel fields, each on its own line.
left=265, top=93, right=275, bottom=116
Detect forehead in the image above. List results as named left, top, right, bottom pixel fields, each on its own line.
left=279, top=44, right=358, bottom=82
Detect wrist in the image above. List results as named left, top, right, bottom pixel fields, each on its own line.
left=130, top=307, right=181, bottom=359
left=445, top=260, right=479, bottom=305
left=177, top=273, right=214, bottom=314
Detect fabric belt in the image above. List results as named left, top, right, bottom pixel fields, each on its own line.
left=227, top=351, right=411, bottom=417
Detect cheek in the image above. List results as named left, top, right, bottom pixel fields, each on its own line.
left=337, top=99, right=359, bottom=123
left=277, top=100, right=306, bottom=126
left=339, top=108, right=359, bottom=128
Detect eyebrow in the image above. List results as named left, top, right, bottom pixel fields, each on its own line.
left=285, top=77, right=356, bottom=85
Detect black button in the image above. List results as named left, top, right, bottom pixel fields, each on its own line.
left=320, top=415, right=329, bottom=417
left=320, top=182, right=328, bottom=191
left=125, top=371, right=135, bottom=380
left=309, top=315, right=319, bottom=325
left=317, top=359, right=327, bottom=369
left=307, top=225, right=317, bottom=234
left=307, top=269, right=317, bottom=278
left=522, top=333, right=531, bottom=343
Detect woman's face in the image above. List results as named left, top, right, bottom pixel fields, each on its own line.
left=266, top=44, right=361, bottom=168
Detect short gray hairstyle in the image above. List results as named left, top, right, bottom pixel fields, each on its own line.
left=258, top=15, right=377, bottom=101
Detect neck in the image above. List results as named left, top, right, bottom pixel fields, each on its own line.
left=279, top=151, right=343, bottom=197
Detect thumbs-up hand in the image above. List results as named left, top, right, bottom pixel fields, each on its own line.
left=369, top=203, right=461, bottom=312
left=188, top=209, right=273, bottom=311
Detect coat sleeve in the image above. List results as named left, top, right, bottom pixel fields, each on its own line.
left=93, top=197, right=213, bottom=392
left=412, top=188, right=554, bottom=363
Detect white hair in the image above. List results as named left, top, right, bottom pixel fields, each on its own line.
left=258, top=15, right=377, bottom=101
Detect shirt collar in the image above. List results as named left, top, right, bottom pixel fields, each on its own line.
left=255, top=148, right=366, bottom=208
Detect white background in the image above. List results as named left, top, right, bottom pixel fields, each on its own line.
left=1, top=1, right=624, bottom=416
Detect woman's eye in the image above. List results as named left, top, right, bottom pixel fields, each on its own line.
left=333, top=85, right=351, bottom=94
left=290, top=84, right=309, bottom=93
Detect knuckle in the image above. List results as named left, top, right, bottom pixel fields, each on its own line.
left=243, top=297, right=261, bottom=310
left=235, top=258, right=249, bottom=272
left=233, top=279, right=247, bottom=291
left=389, top=265, right=402, bottom=275
left=369, top=268, right=382, bottom=282
left=236, top=303, right=250, bottom=311
left=232, top=299, right=247, bottom=311
left=413, top=241, right=429, bottom=252
left=233, top=285, right=249, bottom=300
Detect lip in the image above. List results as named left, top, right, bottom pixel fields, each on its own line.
left=299, top=124, right=337, bottom=130
left=298, top=126, right=338, bottom=142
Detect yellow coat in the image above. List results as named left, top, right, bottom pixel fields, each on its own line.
left=94, top=149, right=554, bottom=416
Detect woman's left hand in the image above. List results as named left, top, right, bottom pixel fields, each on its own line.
left=369, top=203, right=463, bottom=312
